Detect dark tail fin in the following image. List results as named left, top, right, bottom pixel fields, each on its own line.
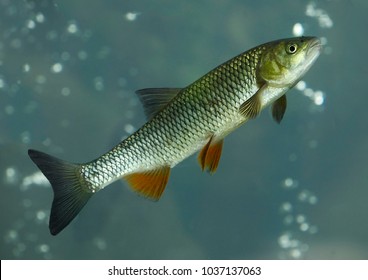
left=28, top=149, right=93, bottom=235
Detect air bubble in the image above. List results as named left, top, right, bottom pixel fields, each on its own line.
left=296, top=214, right=306, bottom=224
left=23, top=64, right=31, bottom=72
left=78, top=50, right=88, bottom=60
left=61, top=87, right=71, bottom=96
left=94, top=77, right=104, bottom=91
left=296, top=80, right=306, bottom=91
left=5, top=167, right=18, bottom=184
left=93, top=237, right=107, bottom=250
left=313, top=90, right=325, bottom=105
left=27, top=20, right=36, bottom=29
left=67, top=22, right=78, bottom=34
left=124, top=124, right=135, bottom=134
left=292, top=23, right=304, bottom=36
left=36, top=75, right=47, bottom=84
left=125, top=12, right=140, bottom=21
left=36, top=210, right=47, bottom=222
left=280, top=202, right=293, bottom=213
left=51, top=63, right=63, bottom=73
left=38, top=244, right=50, bottom=253
left=0, top=78, right=4, bottom=88
left=282, top=177, right=298, bottom=189
left=36, top=13, right=45, bottom=23
left=300, top=222, right=309, bottom=232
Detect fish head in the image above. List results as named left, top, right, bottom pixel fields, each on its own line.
left=258, top=37, right=321, bottom=87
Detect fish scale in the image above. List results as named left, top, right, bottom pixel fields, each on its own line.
left=86, top=52, right=258, bottom=188
left=28, top=37, right=321, bottom=235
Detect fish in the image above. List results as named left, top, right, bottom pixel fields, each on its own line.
left=28, top=36, right=321, bottom=235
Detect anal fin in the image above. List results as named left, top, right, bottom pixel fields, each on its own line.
left=124, top=166, right=171, bottom=200
left=198, top=136, right=224, bottom=174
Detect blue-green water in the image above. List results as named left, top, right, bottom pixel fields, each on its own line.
left=1, top=0, right=367, bottom=259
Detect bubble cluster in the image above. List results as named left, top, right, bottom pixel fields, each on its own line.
left=306, top=2, right=333, bottom=28
left=278, top=177, right=319, bottom=259
left=295, top=80, right=326, bottom=110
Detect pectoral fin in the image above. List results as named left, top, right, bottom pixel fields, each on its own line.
left=239, top=83, right=266, bottom=119
left=136, top=88, right=182, bottom=120
left=198, top=136, right=224, bottom=174
left=271, top=95, right=287, bottom=123
left=124, top=166, right=171, bottom=200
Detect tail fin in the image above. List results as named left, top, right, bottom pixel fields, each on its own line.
left=28, top=149, right=93, bottom=235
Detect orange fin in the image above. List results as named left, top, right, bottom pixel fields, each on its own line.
left=124, top=166, right=171, bottom=200
left=198, top=136, right=224, bottom=174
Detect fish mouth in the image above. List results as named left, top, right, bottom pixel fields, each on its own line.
left=306, top=37, right=322, bottom=59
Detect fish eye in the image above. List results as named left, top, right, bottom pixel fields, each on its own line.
left=286, top=43, right=298, bottom=54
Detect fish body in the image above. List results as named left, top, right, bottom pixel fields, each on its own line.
left=28, top=37, right=321, bottom=235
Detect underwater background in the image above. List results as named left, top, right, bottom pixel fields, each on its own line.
left=1, top=0, right=367, bottom=259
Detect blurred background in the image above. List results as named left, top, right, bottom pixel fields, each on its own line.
left=1, top=0, right=367, bottom=259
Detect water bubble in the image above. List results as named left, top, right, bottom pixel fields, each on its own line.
left=94, top=77, right=104, bottom=91
left=67, top=22, right=78, bottom=34
left=78, top=50, right=88, bottom=60
left=125, top=12, right=140, bottom=21
left=21, top=171, right=49, bottom=190
left=124, top=124, right=135, bottom=134
left=35, top=75, right=47, bottom=84
left=27, top=19, right=36, bottom=29
left=296, top=80, right=306, bottom=91
left=5, top=167, right=18, bottom=184
left=61, top=52, right=71, bottom=61
left=23, top=63, right=31, bottom=72
left=46, top=30, right=58, bottom=41
left=278, top=233, right=292, bottom=249
left=61, top=87, right=71, bottom=96
left=38, top=244, right=50, bottom=253
left=296, top=214, right=306, bottom=224
left=93, top=237, right=107, bottom=250
left=300, top=222, right=309, bottom=232
left=280, top=202, right=293, bottom=213
left=21, top=130, right=31, bottom=144
left=313, top=90, right=325, bottom=105
left=309, top=225, right=318, bottom=234
left=282, top=177, right=298, bottom=189
left=292, top=23, right=304, bottom=36
left=35, top=13, right=45, bottom=23
left=308, top=195, right=318, bottom=205
left=36, top=210, right=47, bottom=222
left=51, top=63, right=63, bottom=73
left=290, top=248, right=302, bottom=259
left=306, top=2, right=333, bottom=28
left=5, top=230, right=19, bottom=243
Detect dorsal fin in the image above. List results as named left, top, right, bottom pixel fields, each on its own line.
left=135, top=88, right=182, bottom=120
